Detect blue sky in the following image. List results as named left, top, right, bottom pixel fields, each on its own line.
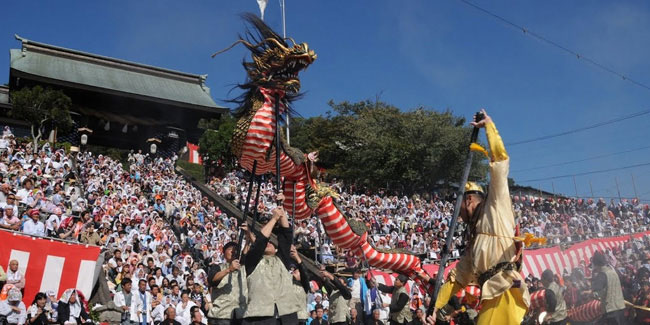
left=1, top=0, right=649, bottom=200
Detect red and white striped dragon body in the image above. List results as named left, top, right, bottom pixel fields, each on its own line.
left=222, top=14, right=421, bottom=275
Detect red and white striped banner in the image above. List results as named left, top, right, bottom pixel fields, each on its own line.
left=368, top=261, right=459, bottom=297
left=187, top=142, right=202, bottom=165
left=522, top=232, right=650, bottom=279
left=369, top=232, right=650, bottom=295
left=0, top=230, right=101, bottom=304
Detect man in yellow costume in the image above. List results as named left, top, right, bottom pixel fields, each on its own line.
left=430, top=109, right=530, bottom=324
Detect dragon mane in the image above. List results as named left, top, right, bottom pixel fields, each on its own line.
left=228, top=13, right=305, bottom=119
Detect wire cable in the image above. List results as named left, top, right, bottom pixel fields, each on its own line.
left=518, top=162, right=650, bottom=183
left=512, top=145, right=650, bottom=172
left=457, top=0, right=650, bottom=93
left=506, top=109, right=650, bottom=146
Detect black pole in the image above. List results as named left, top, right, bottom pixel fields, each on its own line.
left=234, top=160, right=257, bottom=260
left=427, top=112, right=483, bottom=316
left=274, top=94, right=282, bottom=198
left=292, top=182, right=296, bottom=226
left=251, top=175, right=263, bottom=232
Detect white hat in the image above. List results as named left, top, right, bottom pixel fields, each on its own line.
left=8, top=288, right=22, bottom=302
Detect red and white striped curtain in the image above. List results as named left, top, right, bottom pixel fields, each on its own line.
left=368, top=232, right=649, bottom=293
left=187, top=142, right=203, bottom=165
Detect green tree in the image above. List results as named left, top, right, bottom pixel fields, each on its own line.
left=289, top=100, right=488, bottom=194
left=9, top=86, right=73, bottom=153
left=198, top=114, right=237, bottom=169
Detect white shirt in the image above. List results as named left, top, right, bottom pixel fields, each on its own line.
left=130, top=290, right=152, bottom=324
left=0, top=300, right=27, bottom=325
left=350, top=278, right=361, bottom=299
left=16, top=188, right=32, bottom=203
left=175, top=301, right=196, bottom=325
left=151, top=304, right=165, bottom=323
left=68, top=301, right=81, bottom=324
left=6, top=269, right=25, bottom=289
left=0, top=203, right=18, bottom=216
left=22, top=219, right=46, bottom=237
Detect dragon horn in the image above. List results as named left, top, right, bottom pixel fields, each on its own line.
left=212, top=37, right=290, bottom=58
left=263, top=37, right=290, bottom=51
left=284, top=37, right=297, bottom=47
left=211, top=39, right=255, bottom=57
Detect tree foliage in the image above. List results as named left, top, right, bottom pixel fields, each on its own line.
left=198, top=114, right=237, bottom=169
left=290, top=100, right=488, bottom=194
left=9, top=86, right=73, bottom=152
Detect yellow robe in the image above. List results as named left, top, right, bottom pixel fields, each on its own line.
left=435, top=121, right=530, bottom=325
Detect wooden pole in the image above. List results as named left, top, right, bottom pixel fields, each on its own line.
left=235, top=160, right=257, bottom=259
left=573, top=176, right=578, bottom=197
left=615, top=177, right=622, bottom=202
left=429, top=111, right=483, bottom=316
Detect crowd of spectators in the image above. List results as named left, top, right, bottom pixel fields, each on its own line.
left=208, top=169, right=650, bottom=265
left=1, top=124, right=650, bottom=325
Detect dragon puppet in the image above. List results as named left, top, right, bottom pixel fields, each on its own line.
left=213, top=13, right=421, bottom=276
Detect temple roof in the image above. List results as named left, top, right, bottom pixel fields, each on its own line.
left=10, top=35, right=226, bottom=113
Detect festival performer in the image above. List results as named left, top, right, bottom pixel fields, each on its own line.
left=241, top=195, right=304, bottom=324
left=590, top=251, right=625, bottom=324
left=206, top=232, right=250, bottom=325
left=288, top=246, right=311, bottom=325
left=320, top=270, right=351, bottom=325
left=430, top=110, right=530, bottom=324
left=375, top=275, right=411, bottom=325
left=540, top=269, right=567, bottom=325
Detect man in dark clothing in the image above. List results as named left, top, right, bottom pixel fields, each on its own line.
left=190, top=306, right=203, bottom=325
left=366, top=309, right=384, bottom=325
left=207, top=225, right=252, bottom=325
left=347, top=308, right=362, bottom=325
left=321, top=271, right=352, bottom=325
left=311, top=305, right=328, bottom=325
left=376, top=275, right=411, bottom=325
left=288, top=246, right=312, bottom=324
left=409, top=309, right=425, bottom=325
left=541, top=269, right=566, bottom=325
left=590, top=251, right=625, bottom=325
left=242, top=199, right=307, bottom=325
left=160, top=307, right=181, bottom=325
left=56, top=289, right=92, bottom=325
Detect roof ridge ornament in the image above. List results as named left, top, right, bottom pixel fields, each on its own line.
left=199, top=74, right=210, bottom=93
left=15, top=35, right=28, bottom=57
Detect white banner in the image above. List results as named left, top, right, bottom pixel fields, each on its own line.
left=257, top=0, right=268, bottom=20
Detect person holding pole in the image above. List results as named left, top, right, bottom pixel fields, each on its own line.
left=206, top=224, right=253, bottom=325
left=242, top=194, right=300, bottom=324
left=429, top=110, right=530, bottom=324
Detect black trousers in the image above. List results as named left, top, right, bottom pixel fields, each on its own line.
left=549, top=319, right=567, bottom=325
left=389, top=320, right=409, bottom=325
left=208, top=319, right=243, bottom=325
left=242, top=313, right=298, bottom=325
left=602, top=310, right=624, bottom=325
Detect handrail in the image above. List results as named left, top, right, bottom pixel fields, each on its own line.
left=0, top=228, right=101, bottom=247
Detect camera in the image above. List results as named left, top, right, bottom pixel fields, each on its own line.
left=258, top=215, right=270, bottom=224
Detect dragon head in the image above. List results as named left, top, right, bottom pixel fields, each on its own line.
left=213, top=13, right=316, bottom=95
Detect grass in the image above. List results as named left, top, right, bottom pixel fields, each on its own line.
left=177, top=160, right=205, bottom=182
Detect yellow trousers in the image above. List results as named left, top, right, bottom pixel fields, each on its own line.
left=435, top=282, right=527, bottom=325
